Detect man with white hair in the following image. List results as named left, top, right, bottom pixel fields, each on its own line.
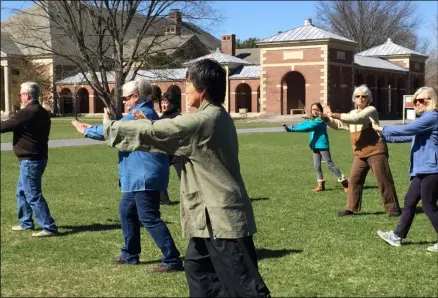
left=1, top=81, right=58, bottom=237
left=72, top=79, right=183, bottom=271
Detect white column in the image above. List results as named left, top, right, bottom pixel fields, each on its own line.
left=3, top=64, right=11, bottom=115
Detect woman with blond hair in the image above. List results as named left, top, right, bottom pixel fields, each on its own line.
left=371, top=87, right=438, bottom=252
left=321, top=84, right=401, bottom=217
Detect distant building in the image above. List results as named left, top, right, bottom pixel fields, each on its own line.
left=2, top=12, right=427, bottom=117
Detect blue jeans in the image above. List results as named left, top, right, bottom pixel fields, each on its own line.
left=119, top=190, right=182, bottom=267
left=16, top=159, right=57, bottom=233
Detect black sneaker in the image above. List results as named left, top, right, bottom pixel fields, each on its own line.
left=338, top=210, right=354, bottom=216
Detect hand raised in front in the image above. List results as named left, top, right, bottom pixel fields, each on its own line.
left=132, top=109, right=147, bottom=120
left=369, top=117, right=383, bottom=136
left=72, top=120, right=92, bottom=135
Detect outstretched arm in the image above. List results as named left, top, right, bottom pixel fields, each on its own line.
left=104, top=113, right=202, bottom=157
left=383, top=112, right=438, bottom=136
left=0, top=109, right=27, bottom=133
left=285, top=118, right=325, bottom=132
left=335, top=106, right=378, bottom=124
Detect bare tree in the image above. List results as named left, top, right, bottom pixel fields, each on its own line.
left=425, top=14, right=438, bottom=89
left=1, top=1, right=220, bottom=119
left=314, top=1, right=429, bottom=53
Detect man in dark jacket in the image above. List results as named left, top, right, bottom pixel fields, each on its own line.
left=0, top=82, right=58, bottom=237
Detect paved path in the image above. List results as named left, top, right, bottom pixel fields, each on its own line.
left=0, top=120, right=404, bottom=152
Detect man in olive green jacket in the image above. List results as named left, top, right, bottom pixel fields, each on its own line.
left=103, top=59, right=270, bottom=297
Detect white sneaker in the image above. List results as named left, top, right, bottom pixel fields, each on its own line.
left=11, top=225, right=31, bottom=231
left=377, top=230, right=402, bottom=247
left=32, top=230, right=56, bottom=237
left=427, top=243, right=438, bottom=252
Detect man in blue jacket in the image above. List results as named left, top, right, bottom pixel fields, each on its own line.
left=72, top=79, right=183, bottom=271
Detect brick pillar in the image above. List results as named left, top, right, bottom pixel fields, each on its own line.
left=89, top=94, right=95, bottom=114
left=251, top=91, right=257, bottom=113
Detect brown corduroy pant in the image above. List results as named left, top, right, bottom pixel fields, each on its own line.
left=346, top=153, right=401, bottom=214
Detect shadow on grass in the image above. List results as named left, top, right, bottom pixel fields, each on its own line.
left=161, top=201, right=180, bottom=206
left=57, top=220, right=175, bottom=236
left=58, top=223, right=121, bottom=236
left=256, top=248, right=303, bottom=260
left=250, top=197, right=270, bottom=202
left=355, top=211, right=386, bottom=216
left=363, top=185, right=379, bottom=190
left=402, top=240, right=436, bottom=246
left=415, top=206, right=424, bottom=214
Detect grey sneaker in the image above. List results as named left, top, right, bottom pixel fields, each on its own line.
left=377, top=230, right=401, bottom=247
left=11, top=225, right=32, bottom=231
left=32, top=230, right=56, bottom=237
left=427, top=243, right=438, bottom=252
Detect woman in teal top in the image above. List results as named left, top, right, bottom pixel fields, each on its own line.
left=283, top=103, right=348, bottom=192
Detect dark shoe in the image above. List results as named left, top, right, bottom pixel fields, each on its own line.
left=338, top=209, right=355, bottom=216
left=151, top=263, right=184, bottom=273
left=388, top=211, right=401, bottom=217
left=160, top=199, right=172, bottom=205
left=111, top=256, right=138, bottom=265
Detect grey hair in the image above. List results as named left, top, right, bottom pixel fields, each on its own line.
left=123, top=78, right=153, bottom=102
left=352, top=84, right=373, bottom=104
left=20, top=82, right=40, bottom=101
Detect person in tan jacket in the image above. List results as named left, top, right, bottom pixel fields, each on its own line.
left=321, top=84, right=401, bottom=217
left=102, top=59, right=270, bottom=297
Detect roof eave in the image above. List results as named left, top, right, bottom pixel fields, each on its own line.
left=256, top=38, right=356, bottom=47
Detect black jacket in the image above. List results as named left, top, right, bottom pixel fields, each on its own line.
left=0, top=101, right=51, bottom=160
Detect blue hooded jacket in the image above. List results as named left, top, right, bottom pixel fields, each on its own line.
left=286, top=117, right=330, bottom=150
left=83, top=100, right=169, bottom=192
left=382, top=110, right=438, bottom=177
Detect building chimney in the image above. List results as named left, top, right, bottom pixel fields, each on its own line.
left=304, top=18, right=312, bottom=25
left=165, top=9, right=182, bottom=36
left=221, top=34, right=236, bottom=56
left=168, top=9, right=182, bottom=23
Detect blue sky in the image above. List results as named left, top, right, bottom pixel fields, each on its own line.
left=1, top=1, right=436, bottom=45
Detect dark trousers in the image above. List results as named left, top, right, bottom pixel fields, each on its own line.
left=184, top=216, right=270, bottom=297
left=394, top=174, right=438, bottom=239
left=119, top=190, right=182, bottom=267
left=160, top=156, right=183, bottom=203
left=346, top=154, right=400, bottom=214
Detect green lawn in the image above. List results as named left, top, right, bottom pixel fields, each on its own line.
left=1, top=131, right=436, bottom=297
left=1, top=116, right=285, bottom=143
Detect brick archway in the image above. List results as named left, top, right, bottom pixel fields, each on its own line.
left=235, top=83, right=252, bottom=112
left=60, top=88, right=73, bottom=115
left=77, top=88, right=89, bottom=113
left=281, top=71, right=306, bottom=115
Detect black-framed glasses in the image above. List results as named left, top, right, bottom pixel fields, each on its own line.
left=355, top=95, right=368, bottom=99
left=122, top=94, right=135, bottom=101
left=413, top=98, right=430, bottom=105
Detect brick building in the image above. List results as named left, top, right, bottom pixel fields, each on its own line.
left=17, top=18, right=429, bottom=117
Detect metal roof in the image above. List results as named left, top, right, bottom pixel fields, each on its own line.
left=136, top=68, right=187, bottom=81
left=259, top=19, right=355, bottom=44
left=183, top=48, right=252, bottom=66
left=357, top=38, right=427, bottom=57
left=235, top=48, right=260, bottom=64
left=230, top=65, right=260, bottom=79
left=354, top=55, right=407, bottom=72
left=57, top=68, right=188, bottom=85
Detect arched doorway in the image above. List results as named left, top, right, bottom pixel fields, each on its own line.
left=376, top=76, right=386, bottom=113
left=396, top=78, right=404, bottom=115
left=77, top=88, right=89, bottom=114
left=235, top=83, right=252, bottom=112
left=281, top=71, right=305, bottom=115
left=412, top=78, right=420, bottom=93
left=257, top=86, right=260, bottom=113
left=355, top=73, right=364, bottom=86
left=387, top=78, right=395, bottom=114
left=60, top=88, right=73, bottom=115
left=166, top=85, right=182, bottom=111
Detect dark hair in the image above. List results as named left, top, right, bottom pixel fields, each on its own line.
left=311, top=103, right=324, bottom=119
left=185, top=59, right=226, bottom=105
left=161, top=92, right=179, bottom=106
